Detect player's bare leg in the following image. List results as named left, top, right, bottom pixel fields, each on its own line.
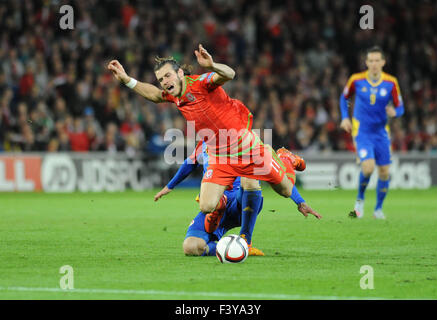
left=199, top=182, right=228, bottom=233
left=183, top=237, right=208, bottom=256
left=240, top=177, right=261, bottom=191
left=271, top=148, right=322, bottom=219
left=269, top=175, right=293, bottom=198
left=361, top=159, right=375, bottom=176
left=199, top=182, right=227, bottom=213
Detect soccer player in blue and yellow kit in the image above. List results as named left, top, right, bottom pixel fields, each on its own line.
left=339, top=46, right=404, bottom=219
left=153, top=141, right=317, bottom=256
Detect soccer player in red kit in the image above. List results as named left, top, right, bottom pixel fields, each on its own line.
left=108, top=44, right=321, bottom=247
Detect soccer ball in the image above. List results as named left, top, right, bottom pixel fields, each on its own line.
left=216, top=234, right=249, bottom=264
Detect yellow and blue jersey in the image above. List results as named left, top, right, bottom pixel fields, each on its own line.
left=340, top=70, right=404, bottom=138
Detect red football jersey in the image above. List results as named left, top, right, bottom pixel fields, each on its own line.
left=162, top=72, right=254, bottom=156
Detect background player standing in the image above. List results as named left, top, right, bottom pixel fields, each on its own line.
left=339, top=46, right=404, bottom=219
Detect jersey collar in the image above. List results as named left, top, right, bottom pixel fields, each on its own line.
left=178, top=76, right=188, bottom=97
left=365, top=70, right=383, bottom=87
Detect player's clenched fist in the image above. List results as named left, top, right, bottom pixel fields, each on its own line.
left=386, top=106, right=397, bottom=118
left=340, top=118, right=352, bottom=133
left=107, top=60, right=130, bottom=84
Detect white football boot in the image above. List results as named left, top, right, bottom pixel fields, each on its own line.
left=373, top=209, right=386, bottom=220
left=354, top=199, right=365, bottom=218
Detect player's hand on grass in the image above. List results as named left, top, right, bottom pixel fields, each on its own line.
left=386, top=106, right=396, bottom=118
left=107, top=60, right=130, bottom=84
left=154, top=186, right=172, bottom=202
left=194, top=44, right=214, bottom=69
left=340, top=118, right=352, bottom=133
left=298, top=202, right=322, bottom=219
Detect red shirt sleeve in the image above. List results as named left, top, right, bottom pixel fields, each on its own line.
left=198, top=72, right=220, bottom=91
left=390, top=78, right=403, bottom=107
left=343, top=75, right=356, bottom=99
left=161, top=90, right=175, bottom=102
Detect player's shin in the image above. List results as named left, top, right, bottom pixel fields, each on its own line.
left=375, top=178, right=390, bottom=210
left=239, top=190, right=263, bottom=245
left=358, top=171, right=371, bottom=200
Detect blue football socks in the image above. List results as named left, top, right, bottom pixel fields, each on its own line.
left=239, top=190, right=263, bottom=245
left=202, top=241, right=217, bottom=256
left=358, top=171, right=371, bottom=200
left=375, top=178, right=390, bottom=210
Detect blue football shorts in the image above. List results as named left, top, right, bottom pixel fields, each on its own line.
left=354, top=133, right=392, bottom=166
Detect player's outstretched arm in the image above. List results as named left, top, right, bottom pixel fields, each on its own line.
left=290, top=185, right=322, bottom=219
left=154, top=186, right=172, bottom=202
left=298, top=203, right=322, bottom=219
left=108, top=60, right=164, bottom=103
left=194, top=44, right=235, bottom=85
left=154, top=158, right=199, bottom=202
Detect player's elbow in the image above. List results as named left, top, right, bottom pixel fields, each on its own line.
left=220, top=72, right=235, bottom=82
left=228, top=70, right=236, bottom=80
left=183, top=237, right=206, bottom=256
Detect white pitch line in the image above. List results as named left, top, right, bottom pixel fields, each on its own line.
left=0, top=286, right=390, bottom=300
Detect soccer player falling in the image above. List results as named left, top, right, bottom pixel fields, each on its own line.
left=108, top=44, right=321, bottom=251
left=339, top=46, right=404, bottom=219
left=153, top=140, right=312, bottom=257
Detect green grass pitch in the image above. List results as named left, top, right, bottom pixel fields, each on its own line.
left=1, top=187, right=436, bottom=300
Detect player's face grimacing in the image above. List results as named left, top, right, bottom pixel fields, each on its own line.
left=366, top=52, right=386, bottom=77
left=155, top=63, right=185, bottom=96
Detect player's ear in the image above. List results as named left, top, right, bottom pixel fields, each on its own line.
left=177, top=68, right=184, bottom=78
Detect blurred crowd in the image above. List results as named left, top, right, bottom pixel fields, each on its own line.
left=1, top=0, right=437, bottom=156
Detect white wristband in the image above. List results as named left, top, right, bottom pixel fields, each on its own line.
left=125, top=77, right=137, bottom=89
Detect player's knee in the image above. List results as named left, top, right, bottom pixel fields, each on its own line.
left=240, top=177, right=260, bottom=190
left=183, top=238, right=204, bottom=256
left=199, top=200, right=216, bottom=214
left=378, top=166, right=390, bottom=180
left=361, top=163, right=375, bottom=176
left=271, top=177, right=292, bottom=198
left=282, top=187, right=292, bottom=198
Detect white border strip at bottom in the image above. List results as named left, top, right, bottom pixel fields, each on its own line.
left=0, top=286, right=392, bottom=300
